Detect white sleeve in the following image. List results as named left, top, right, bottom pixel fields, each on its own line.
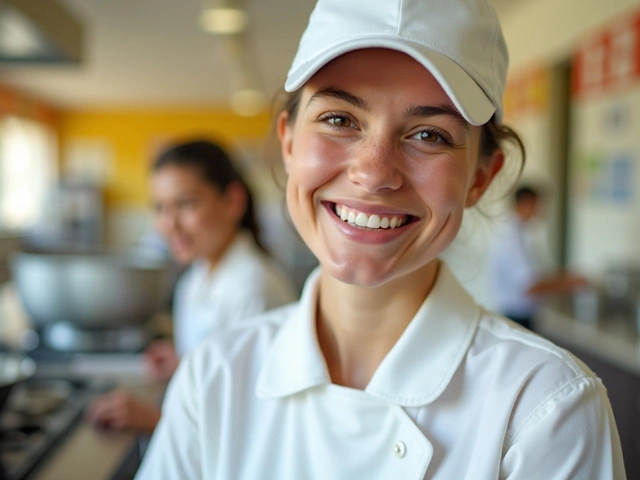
left=501, top=377, right=626, bottom=479
left=135, top=355, right=202, bottom=480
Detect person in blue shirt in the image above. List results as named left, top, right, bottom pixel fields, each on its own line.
left=488, top=185, right=588, bottom=330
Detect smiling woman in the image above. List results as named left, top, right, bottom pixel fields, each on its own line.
left=278, top=49, right=501, bottom=289
left=135, top=1, right=625, bottom=479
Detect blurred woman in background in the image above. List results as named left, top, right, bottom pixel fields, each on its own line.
left=86, top=139, right=296, bottom=433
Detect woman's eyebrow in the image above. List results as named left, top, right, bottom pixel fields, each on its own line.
left=404, top=104, right=469, bottom=131
left=306, top=90, right=468, bottom=131
left=307, top=88, right=370, bottom=111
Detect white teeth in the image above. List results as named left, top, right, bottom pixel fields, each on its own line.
left=355, top=212, right=368, bottom=227
left=333, top=204, right=407, bottom=230
left=367, top=215, right=381, bottom=228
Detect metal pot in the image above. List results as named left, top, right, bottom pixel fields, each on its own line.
left=9, top=250, right=170, bottom=331
left=0, top=353, right=36, bottom=413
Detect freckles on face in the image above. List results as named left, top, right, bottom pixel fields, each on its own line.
left=281, top=48, right=490, bottom=286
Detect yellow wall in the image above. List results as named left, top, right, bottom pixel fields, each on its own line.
left=58, top=107, right=273, bottom=209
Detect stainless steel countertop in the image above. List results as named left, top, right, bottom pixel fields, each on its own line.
left=535, top=298, right=640, bottom=376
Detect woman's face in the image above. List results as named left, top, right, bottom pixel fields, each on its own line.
left=151, top=164, right=240, bottom=265
left=278, top=48, right=503, bottom=287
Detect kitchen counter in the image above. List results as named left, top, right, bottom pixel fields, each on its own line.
left=535, top=297, right=640, bottom=376
left=33, top=359, right=164, bottom=480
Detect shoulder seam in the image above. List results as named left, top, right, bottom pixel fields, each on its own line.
left=504, top=374, right=596, bottom=448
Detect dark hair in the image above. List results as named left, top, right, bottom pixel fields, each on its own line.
left=514, top=185, right=539, bottom=204
left=278, top=89, right=526, bottom=195
left=153, top=140, right=266, bottom=252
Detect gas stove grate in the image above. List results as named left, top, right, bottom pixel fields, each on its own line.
left=0, top=379, right=98, bottom=480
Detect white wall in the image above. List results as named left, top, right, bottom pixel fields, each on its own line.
left=568, top=89, right=640, bottom=274
left=500, top=0, right=640, bottom=70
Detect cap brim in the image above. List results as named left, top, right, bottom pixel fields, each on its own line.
left=285, top=37, right=496, bottom=126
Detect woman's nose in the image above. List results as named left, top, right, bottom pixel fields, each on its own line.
left=347, top=139, right=403, bottom=193
left=157, top=209, right=179, bottom=233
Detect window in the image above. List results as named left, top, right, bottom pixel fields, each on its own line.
left=0, top=116, right=57, bottom=230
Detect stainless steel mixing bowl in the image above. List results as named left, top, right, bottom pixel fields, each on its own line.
left=10, top=250, right=170, bottom=330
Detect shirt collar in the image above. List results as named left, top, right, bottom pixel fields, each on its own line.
left=195, top=232, right=254, bottom=274
left=256, top=267, right=330, bottom=398
left=256, top=263, right=480, bottom=407
left=217, top=232, right=254, bottom=266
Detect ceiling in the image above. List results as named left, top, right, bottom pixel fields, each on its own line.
left=0, top=0, right=517, bottom=111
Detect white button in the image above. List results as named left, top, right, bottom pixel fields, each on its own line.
left=393, top=441, right=406, bottom=458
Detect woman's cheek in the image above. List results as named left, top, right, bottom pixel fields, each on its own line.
left=293, top=135, right=344, bottom=180
left=188, top=210, right=210, bottom=239
left=411, top=160, right=467, bottom=206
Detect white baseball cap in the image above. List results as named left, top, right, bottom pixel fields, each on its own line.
left=285, top=0, right=508, bottom=126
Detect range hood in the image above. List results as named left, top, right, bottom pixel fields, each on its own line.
left=0, top=0, right=83, bottom=63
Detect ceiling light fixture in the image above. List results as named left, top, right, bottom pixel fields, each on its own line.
left=199, top=7, right=248, bottom=34
left=0, top=0, right=83, bottom=63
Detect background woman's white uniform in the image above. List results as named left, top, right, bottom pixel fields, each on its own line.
left=172, top=232, right=296, bottom=356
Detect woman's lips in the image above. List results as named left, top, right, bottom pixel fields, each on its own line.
left=169, top=237, right=191, bottom=253
left=322, top=201, right=418, bottom=245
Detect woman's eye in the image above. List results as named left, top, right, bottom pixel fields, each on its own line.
left=411, top=129, right=451, bottom=145
left=318, top=113, right=356, bottom=129
left=415, top=130, right=438, bottom=143
left=329, top=116, right=352, bottom=128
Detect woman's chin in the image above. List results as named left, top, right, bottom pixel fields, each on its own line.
left=171, top=249, right=196, bottom=265
left=322, top=257, right=395, bottom=288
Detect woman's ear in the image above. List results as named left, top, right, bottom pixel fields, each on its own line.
left=224, top=181, right=248, bottom=223
left=465, top=149, right=504, bottom=208
left=277, top=111, right=294, bottom=174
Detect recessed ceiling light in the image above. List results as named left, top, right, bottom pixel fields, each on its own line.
left=199, top=8, right=248, bottom=35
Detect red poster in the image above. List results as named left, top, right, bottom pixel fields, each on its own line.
left=572, top=13, right=640, bottom=98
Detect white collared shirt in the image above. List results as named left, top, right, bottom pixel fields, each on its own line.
left=172, top=232, right=297, bottom=356
left=137, top=264, right=625, bottom=480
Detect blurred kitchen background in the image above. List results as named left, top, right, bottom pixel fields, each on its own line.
left=1, top=0, right=640, bottom=479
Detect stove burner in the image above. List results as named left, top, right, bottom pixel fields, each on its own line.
left=0, top=378, right=110, bottom=480
left=9, top=381, right=72, bottom=418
